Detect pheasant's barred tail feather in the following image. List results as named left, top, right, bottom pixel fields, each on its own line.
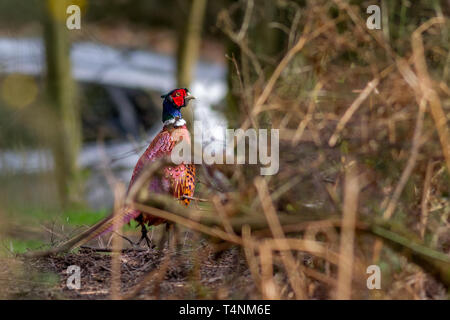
left=56, top=208, right=140, bottom=251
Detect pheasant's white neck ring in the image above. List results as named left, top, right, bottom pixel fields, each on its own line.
left=163, top=118, right=186, bottom=127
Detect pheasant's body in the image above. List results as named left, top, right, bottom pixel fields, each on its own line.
left=47, top=88, right=197, bottom=253
left=128, top=124, right=196, bottom=226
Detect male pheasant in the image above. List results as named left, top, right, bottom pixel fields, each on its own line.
left=51, top=88, right=196, bottom=252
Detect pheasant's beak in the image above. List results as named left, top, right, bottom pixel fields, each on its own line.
left=184, top=93, right=196, bottom=105
left=185, top=93, right=196, bottom=101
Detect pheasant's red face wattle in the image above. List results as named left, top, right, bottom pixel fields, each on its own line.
left=171, top=89, right=187, bottom=107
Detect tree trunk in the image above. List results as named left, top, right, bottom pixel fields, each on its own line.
left=176, top=0, right=208, bottom=130
left=43, top=0, right=81, bottom=207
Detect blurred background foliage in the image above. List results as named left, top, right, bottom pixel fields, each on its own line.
left=0, top=0, right=449, bottom=299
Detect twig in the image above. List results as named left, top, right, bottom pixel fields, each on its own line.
left=130, top=201, right=243, bottom=245
left=328, top=77, right=380, bottom=147
left=420, top=161, right=434, bottom=239
left=217, top=8, right=263, bottom=77
left=292, top=81, right=323, bottom=146
left=79, top=246, right=147, bottom=253
left=134, top=191, right=331, bottom=234
left=336, top=163, right=359, bottom=300
left=179, top=195, right=209, bottom=202
left=288, top=5, right=302, bottom=49
left=236, top=0, right=253, bottom=41
left=383, top=98, right=426, bottom=220
left=241, top=225, right=262, bottom=292
left=259, top=240, right=280, bottom=299
left=111, top=184, right=126, bottom=300
left=242, top=15, right=335, bottom=130
left=255, top=177, right=307, bottom=300
left=371, top=226, right=450, bottom=287
left=411, top=17, right=450, bottom=175
left=212, top=195, right=236, bottom=236
left=264, top=238, right=340, bottom=266
left=248, top=18, right=313, bottom=121
left=226, top=53, right=257, bottom=128
left=112, top=231, right=135, bottom=247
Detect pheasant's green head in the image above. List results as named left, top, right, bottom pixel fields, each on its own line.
left=161, top=88, right=195, bottom=124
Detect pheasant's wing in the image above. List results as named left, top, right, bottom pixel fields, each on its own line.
left=128, top=130, right=175, bottom=190
left=165, top=163, right=196, bottom=205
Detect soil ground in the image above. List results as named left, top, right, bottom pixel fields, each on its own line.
left=2, top=235, right=262, bottom=300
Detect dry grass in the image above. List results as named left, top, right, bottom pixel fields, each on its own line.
left=134, top=0, right=449, bottom=299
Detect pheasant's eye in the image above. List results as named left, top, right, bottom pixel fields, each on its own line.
left=175, top=92, right=181, bottom=97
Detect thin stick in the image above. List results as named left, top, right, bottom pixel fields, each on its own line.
left=292, top=81, right=323, bottom=146
left=242, top=17, right=335, bottom=130
left=212, top=196, right=236, bottom=236
left=179, top=195, right=209, bottom=202
left=241, top=225, right=262, bottom=292
left=110, top=184, right=126, bottom=300
left=130, top=202, right=243, bottom=245
left=260, top=241, right=280, bottom=299
left=336, top=163, right=359, bottom=300
left=300, top=265, right=337, bottom=287
left=80, top=246, right=147, bottom=253
left=412, top=17, right=450, bottom=175
left=255, top=177, right=307, bottom=300
left=383, top=98, right=426, bottom=220
left=236, top=0, right=254, bottom=41
left=328, top=78, right=380, bottom=147
left=420, top=161, right=434, bottom=240
left=265, top=238, right=340, bottom=265
left=105, top=231, right=135, bottom=247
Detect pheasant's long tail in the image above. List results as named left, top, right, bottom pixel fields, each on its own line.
left=24, top=209, right=140, bottom=258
